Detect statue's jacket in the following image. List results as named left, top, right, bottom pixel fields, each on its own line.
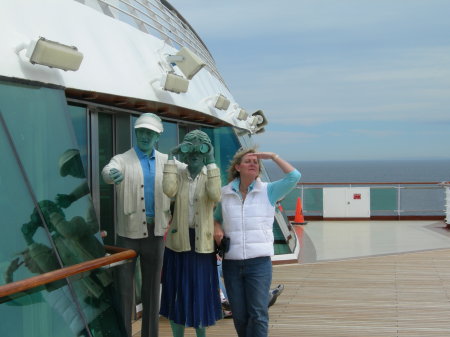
left=102, top=148, right=171, bottom=238
left=163, top=161, right=221, bottom=253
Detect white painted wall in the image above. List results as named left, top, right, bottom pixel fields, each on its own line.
left=0, top=0, right=254, bottom=130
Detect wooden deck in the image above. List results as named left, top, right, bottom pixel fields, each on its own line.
left=133, top=248, right=450, bottom=336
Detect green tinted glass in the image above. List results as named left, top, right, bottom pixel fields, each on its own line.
left=158, top=120, right=178, bottom=154
left=0, top=80, right=125, bottom=337
left=201, top=126, right=241, bottom=185
left=98, top=113, right=115, bottom=245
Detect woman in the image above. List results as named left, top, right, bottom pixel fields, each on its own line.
left=160, top=130, right=222, bottom=337
left=213, top=148, right=301, bottom=337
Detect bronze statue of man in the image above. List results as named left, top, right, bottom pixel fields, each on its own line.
left=102, top=113, right=171, bottom=337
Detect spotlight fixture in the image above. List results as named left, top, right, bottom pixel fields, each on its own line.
left=166, top=47, right=206, bottom=80
left=200, top=94, right=231, bottom=111
left=17, top=37, right=83, bottom=71
left=236, top=108, right=248, bottom=121
left=248, top=116, right=260, bottom=127
left=251, top=110, right=268, bottom=128
left=214, top=94, right=230, bottom=110
left=151, top=73, right=189, bottom=94
left=162, top=73, right=189, bottom=93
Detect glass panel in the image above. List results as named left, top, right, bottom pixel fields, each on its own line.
left=304, top=188, right=323, bottom=213
left=178, top=124, right=188, bottom=146
left=98, top=113, right=115, bottom=245
left=400, top=187, right=444, bottom=215
left=202, top=126, right=241, bottom=185
left=67, top=105, right=88, bottom=175
left=0, top=112, right=60, bottom=284
left=371, top=187, right=397, bottom=212
left=158, top=121, right=178, bottom=154
left=69, top=274, right=125, bottom=337
left=131, top=115, right=137, bottom=147
left=280, top=188, right=300, bottom=215
left=0, top=273, right=124, bottom=337
left=0, top=81, right=78, bottom=282
left=0, top=80, right=125, bottom=337
left=0, top=279, right=85, bottom=337
left=0, top=82, right=100, bottom=248
left=282, top=188, right=323, bottom=215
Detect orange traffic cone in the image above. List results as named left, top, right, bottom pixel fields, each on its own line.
left=292, top=197, right=307, bottom=225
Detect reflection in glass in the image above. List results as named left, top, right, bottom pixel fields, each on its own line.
left=98, top=113, right=115, bottom=245
left=158, top=121, right=178, bottom=154
left=201, top=126, right=241, bottom=185
left=0, top=80, right=125, bottom=337
left=67, top=105, right=88, bottom=175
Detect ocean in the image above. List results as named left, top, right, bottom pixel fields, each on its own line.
left=265, top=159, right=450, bottom=183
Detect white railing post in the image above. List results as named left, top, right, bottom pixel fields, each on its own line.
left=444, top=182, right=450, bottom=225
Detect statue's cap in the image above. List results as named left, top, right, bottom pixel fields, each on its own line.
left=59, top=149, right=79, bottom=177
left=134, top=113, right=163, bottom=134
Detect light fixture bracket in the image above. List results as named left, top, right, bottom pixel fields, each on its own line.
left=166, top=47, right=206, bottom=80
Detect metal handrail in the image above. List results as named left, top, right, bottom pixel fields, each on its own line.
left=297, top=181, right=445, bottom=185
left=0, top=247, right=136, bottom=298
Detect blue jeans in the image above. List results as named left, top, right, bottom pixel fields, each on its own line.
left=222, top=257, right=272, bottom=337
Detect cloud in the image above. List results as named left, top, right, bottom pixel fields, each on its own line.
left=168, top=0, right=450, bottom=161
left=222, top=45, right=450, bottom=127
left=251, top=130, right=317, bottom=154
left=351, top=129, right=401, bottom=137
left=171, top=0, right=449, bottom=40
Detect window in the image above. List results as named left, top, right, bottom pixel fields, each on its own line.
left=0, top=80, right=124, bottom=337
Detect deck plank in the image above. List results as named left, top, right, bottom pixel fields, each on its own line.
left=133, top=248, right=450, bottom=336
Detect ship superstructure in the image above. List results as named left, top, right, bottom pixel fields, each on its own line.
left=0, top=2, right=295, bottom=336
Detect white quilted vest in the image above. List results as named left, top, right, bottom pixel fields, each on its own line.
left=221, top=180, right=275, bottom=260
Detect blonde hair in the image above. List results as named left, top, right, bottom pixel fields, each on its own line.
left=227, top=147, right=262, bottom=182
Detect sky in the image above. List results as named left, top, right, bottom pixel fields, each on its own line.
left=168, top=0, right=450, bottom=161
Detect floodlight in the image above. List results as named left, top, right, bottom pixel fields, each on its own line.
left=214, top=94, right=230, bottom=110
left=248, top=116, right=259, bottom=127
left=200, top=94, right=231, bottom=111
left=251, top=110, right=268, bottom=127
left=20, top=37, right=83, bottom=71
left=162, top=73, right=189, bottom=93
left=236, top=109, right=248, bottom=121
left=166, top=47, right=206, bottom=80
left=151, top=73, right=189, bottom=94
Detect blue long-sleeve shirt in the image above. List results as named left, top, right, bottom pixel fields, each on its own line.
left=214, top=169, right=301, bottom=223
left=134, top=146, right=156, bottom=217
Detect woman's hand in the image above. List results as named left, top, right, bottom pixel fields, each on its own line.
left=256, top=152, right=295, bottom=174
left=254, top=152, right=278, bottom=160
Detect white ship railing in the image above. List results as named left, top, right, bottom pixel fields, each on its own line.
left=283, top=182, right=448, bottom=219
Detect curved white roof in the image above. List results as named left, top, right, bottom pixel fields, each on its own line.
left=0, top=0, right=262, bottom=132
